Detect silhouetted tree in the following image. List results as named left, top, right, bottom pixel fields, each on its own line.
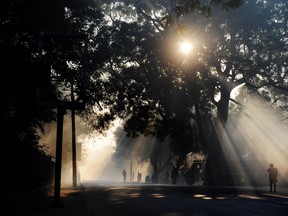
left=104, top=0, right=287, bottom=186
left=1, top=0, right=104, bottom=192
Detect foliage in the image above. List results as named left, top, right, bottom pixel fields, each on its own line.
left=1, top=0, right=104, bottom=149
left=2, top=0, right=287, bottom=187
left=174, top=0, right=244, bottom=17
left=107, top=0, right=287, bottom=184
left=1, top=0, right=104, bottom=191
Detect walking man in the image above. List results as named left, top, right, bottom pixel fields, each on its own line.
left=267, top=163, right=278, bottom=192
left=122, top=168, right=127, bottom=183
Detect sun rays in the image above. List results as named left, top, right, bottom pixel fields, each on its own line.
left=217, top=92, right=288, bottom=186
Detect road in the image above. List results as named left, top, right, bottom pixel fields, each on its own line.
left=10, top=181, right=288, bottom=216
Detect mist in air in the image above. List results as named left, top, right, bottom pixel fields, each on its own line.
left=77, top=125, right=151, bottom=183
left=39, top=89, right=288, bottom=186
left=39, top=118, right=151, bottom=185
left=223, top=90, right=288, bottom=179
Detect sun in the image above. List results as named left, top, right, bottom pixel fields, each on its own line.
left=180, top=41, right=192, bottom=54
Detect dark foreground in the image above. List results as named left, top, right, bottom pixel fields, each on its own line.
left=8, top=181, right=288, bottom=216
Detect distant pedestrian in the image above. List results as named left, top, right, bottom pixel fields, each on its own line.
left=267, top=163, right=278, bottom=192
left=137, top=172, right=142, bottom=182
left=151, top=173, right=156, bottom=183
left=171, top=167, right=178, bottom=184
left=122, top=169, right=127, bottom=183
left=145, top=175, right=150, bottom=183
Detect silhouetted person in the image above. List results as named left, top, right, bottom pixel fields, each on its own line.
left=267, top=163, right=278, bottom=192
left=137, top=172, right=142, bottom=182
left=171, top=167, right=178, bottom=184
left=151, top=173, right=156, bottom=183
left=145, top=175, right=150, bottom=183
left=122, top=169, right=127, bottom=183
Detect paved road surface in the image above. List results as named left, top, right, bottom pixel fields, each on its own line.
left=9, top=181, right=288, bottom=216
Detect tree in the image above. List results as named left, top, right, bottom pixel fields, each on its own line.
left=166, top=0, right=288, bottom=185
left=81, top=0, right=245, bottom=183
left=4, top=0, right=286, bottom=189
left=1, top=0, right=105, bottom=192
left=100, top=0, right=287, bottom=186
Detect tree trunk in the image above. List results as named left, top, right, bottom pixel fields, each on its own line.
left=203, top=88, right=230, bottom=186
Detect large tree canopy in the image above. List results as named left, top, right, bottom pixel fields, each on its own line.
left=93, top=0, right=287, bottom=185
left=2, top=0, right=287, bottom=188
left=1, top=0, right=104, bottom=192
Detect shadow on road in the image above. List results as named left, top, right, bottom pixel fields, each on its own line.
left=9, top=180, right=288, bottom=216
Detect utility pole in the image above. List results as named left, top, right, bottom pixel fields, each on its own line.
left=37, top=31, right=87, bottom=206
left=71, top=83, right=77, bottom=187
left=130, top=154, right=133, bottom=182
left=52, top=108, right=64, bottom=207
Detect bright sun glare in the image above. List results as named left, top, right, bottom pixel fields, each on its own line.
left=180, top=41, right=192, bottom=54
